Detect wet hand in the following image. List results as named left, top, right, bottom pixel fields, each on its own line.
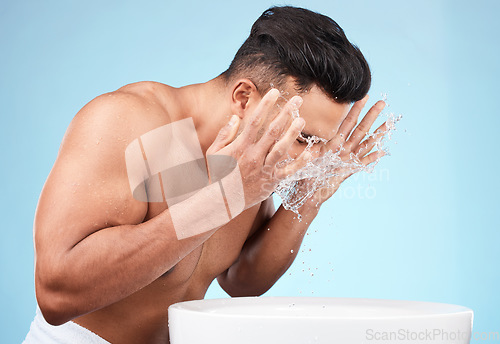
left=206, top=89, right=314, bottom=211
left=301, top=95, right=390, bottom=209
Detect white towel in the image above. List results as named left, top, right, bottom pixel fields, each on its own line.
left=23, top=307, right=110, bottom=344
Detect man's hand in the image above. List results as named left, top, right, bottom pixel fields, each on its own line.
left=298, top=95, right=389, bottom=210
left=206, top=89, right=314, bottom=211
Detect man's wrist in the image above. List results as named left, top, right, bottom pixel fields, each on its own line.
left=298, top=198, right=321, bottom=220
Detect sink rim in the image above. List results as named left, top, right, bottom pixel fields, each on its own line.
left=168, top=296, right=473, bottom=320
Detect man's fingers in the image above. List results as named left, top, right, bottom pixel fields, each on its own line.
left=360, top=150, right=386, bottom=165
left=353, top=121, right=388, bottom=157
left=344, top=100, right=385, bottom=151
left=275, top=149, right=313, bottom=180
left=206, top=115, right=240, bottom=154
left=264, top=117, right=305, bottom=167
left=325, top=94, right=368, bottom=153
left=334, top=95, right=369, bottom=143
left=233, top=88, right=280, bottom=146
left=255, top=95, right=302, bottom=156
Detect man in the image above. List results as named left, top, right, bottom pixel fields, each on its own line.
left=24, top=6, right=387, bottom=344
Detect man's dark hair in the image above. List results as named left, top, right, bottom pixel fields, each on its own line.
left=222, top=6, right=371, bottom=103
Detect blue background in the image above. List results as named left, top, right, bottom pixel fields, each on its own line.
left=1, top=0, right=499, bottom=342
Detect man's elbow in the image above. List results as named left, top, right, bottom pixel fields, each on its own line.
left=35, top=270, right=78, bottom=326
left=36, top=289, right=74, bottom=326
left=217, top=272, right=271, bottom=298
left=229, top=289, right=267, bottom=298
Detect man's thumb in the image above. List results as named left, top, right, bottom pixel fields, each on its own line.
left=207, top=115, right=240, bottom=154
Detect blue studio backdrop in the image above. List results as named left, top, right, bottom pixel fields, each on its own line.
left=1, top=0, right=499, bottom=342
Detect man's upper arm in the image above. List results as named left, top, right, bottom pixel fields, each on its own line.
left=34, top=92, right=149, bottom=265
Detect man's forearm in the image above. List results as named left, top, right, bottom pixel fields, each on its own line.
left=219, top=202, right=320, bottom=296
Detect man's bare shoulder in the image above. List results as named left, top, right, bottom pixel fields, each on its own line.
left=60, top=82, right=175, bottom=155
left=115, top=80, right=175, bottom=109
left=37, top=83, right=180, bottom=242
left=79, top=81, right=173, bottom=127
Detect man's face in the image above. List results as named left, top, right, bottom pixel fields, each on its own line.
left=271, top=85, right=351, bottom=163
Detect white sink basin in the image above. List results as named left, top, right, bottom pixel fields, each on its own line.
left=168, top=297, right=473, bottom=344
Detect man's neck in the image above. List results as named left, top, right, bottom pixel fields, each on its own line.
left=175, top=76, right=232, bottom=153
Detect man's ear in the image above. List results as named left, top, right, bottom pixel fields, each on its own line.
left=230, top=79, right=261, bottom=118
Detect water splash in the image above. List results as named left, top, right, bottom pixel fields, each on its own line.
left=273, top=90, right=402, bottom=218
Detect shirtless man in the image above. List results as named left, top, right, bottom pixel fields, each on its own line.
left=24, top=6, right=387, bottom=344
